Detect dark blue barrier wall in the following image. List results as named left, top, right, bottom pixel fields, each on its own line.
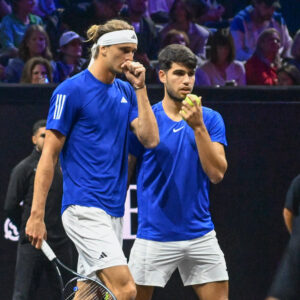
left=1, top=85, right=300, bottom=300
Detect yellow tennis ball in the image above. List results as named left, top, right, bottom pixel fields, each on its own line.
left=185, top=94, right=201, bottom=106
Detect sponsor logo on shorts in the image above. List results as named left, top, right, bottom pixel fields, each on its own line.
left=99, top=252, right=108, bottom=259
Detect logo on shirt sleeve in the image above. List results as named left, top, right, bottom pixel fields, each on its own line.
left=53, top=94, right=66, bottom=120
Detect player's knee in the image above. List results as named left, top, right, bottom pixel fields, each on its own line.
left=115, top=281, right=137, bottom=300
left=125, top=281, right=137, bottom=300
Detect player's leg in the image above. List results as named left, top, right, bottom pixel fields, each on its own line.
left=192, top=281, right=228, bottom=300
left=97, top=265, right=136, bottom=300
left=178, top=230, right=229, bottom=300
left=128, top=238, right=184, bottom=300
left=62, top=205, right=136, bottom=300
left=135, top=285, right=154, bottom=300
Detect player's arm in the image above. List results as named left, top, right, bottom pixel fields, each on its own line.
left=283, top=208, right=293, bottom=234
left=194, top=130, right=227, bottom=184
left=25, top=129, right=65, bottom=249
left=122, top=60, right=159, bottom=148
left=180, top=98, right=227, bottom=184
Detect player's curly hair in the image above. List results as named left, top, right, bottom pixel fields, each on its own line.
left=158, top=44, right=197, bottom=71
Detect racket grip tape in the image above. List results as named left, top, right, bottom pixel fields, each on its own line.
left=41, top=240, right=57, bottom=261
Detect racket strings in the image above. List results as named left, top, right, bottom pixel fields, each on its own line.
left=64, top=279, right=114, bottom=300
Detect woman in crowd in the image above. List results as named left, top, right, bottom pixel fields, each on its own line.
left=54, top=31, right=86, bottom=83
left=277, top=63, right=300, bottom=86
left=20, top=56, right=52, bottom=83
left=196, top=28, right=245, bottom=86
left=159, top=0, right=210, bottom=59
left=245, top=28, right=281, bottom=85
left=4, top=24, right=54, bottom=83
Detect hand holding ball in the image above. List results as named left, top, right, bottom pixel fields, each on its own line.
left=180, top=94, right=201, bottom=120
left=185, top=94, right=201, bottom=106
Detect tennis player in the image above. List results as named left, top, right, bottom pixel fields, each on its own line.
left=128, top=44, right=229, bottom=300
left=25, top=19, right=159, bottom=300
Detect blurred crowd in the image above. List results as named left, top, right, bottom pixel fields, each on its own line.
left=0, top=0, right=300, bottom=86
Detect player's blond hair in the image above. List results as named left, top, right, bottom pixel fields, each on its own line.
left=87, top=19, right=134, bottom=59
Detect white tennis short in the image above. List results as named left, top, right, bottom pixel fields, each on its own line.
left=128, top=230, right=228, bottom=287
left=62, top=205, right=127, bottom=279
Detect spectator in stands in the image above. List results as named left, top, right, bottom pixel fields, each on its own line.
left=277, top=64, right=300, bottom=86
left=43, top=6, right=69, bottom=57
left=54, top=31, right=86, bottom=82
left=230, top=0, right=292, bottom=61
left=147, top=0, right=173, bottom=24
left=32, top=0, right=56, bottom=18
left=20, top=56, right=52, bottom=83
left=160, top=0, right=210, bottom=59
left=0, top=0, right=11, bottom=20
left=4, top=25, right=54, bottom=83
left=289, top=29, right=300, bottom=72
left=197, top=28, right=246, bottom=86
left=0, top=0, right=43, bottom=58
left=121, top=0, right=160, bottom=63
left=62, top=0, right=124, bottom=38
left=160, top=29, right=190, bottom=49
left=187, top=0, right=227, bottom=28
left=245, top=28, right=281, bottom=85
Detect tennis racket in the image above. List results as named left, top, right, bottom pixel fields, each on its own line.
left=41, top=240, right=117, bottom=300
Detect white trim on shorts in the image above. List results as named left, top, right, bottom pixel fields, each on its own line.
left=128, top=230, right=228, bottom=287
left=62, top=205, right=127, bottom=279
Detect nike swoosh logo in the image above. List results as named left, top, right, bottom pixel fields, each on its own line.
left=173, top=126, right=184, bottom=133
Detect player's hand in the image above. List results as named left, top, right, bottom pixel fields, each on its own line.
left=25, top=215, right=47, bottom=249
left=121, top=60, right=145, bottom=90
left=179, top=95, right=204, bottom=130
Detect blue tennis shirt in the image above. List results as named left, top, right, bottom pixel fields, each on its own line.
left=129, top=101, right=227, bottom=241
left=47, top=69, right=138, bottom=217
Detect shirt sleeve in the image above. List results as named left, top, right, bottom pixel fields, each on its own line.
left=285, top=175, right=300, bottom=216
left=4, top=163, right=28, bottom=229
left=128, top=130, right=144, bottom=158
left=207, top=110, right=227, bottom=146
left=46, top=83, right=81, bottom=136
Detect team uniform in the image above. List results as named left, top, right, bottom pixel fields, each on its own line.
left=128, top=101, right=228, bottom=287
left=268, top=175, right=300, bottom=299
left=46, top=68, right=138, bottom=278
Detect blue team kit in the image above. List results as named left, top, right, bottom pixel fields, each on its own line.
left=46, top=69, right=138, bottom=217
left=129, top=101, right=227, bottom=242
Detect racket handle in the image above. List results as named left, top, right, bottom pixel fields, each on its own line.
left=41, top=240, right=57, bottom=261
